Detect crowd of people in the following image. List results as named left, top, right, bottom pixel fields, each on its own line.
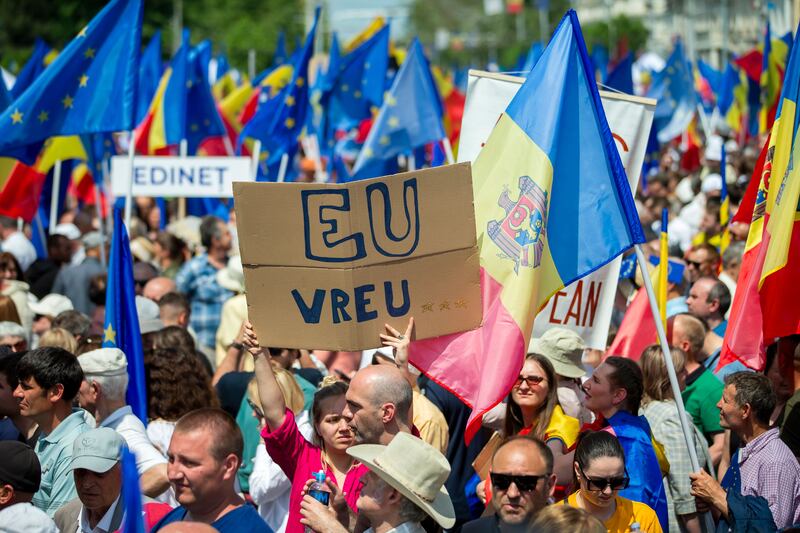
left=0, top=128, right=799, bottom=533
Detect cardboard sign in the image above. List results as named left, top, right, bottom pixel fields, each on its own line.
left=111, top=156, right=253, bottom=198
left=460, top=70, right=655, bottom=349
left=234, top=163, right=482, bottom=351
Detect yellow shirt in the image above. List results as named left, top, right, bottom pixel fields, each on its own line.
left=559, top=491, right=663, bottom=533
left=412, top=390, right=449, bottom=454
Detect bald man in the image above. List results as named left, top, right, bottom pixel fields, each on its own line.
left=144, top=277, right=177, bottom=303
left=342, top=365, right=413, bottom=445
left=672, top=313, right=725, bottom=466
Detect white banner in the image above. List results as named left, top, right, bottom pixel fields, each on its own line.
left=460, top=70, right=655, bottom=349
left=111, top=156, right=253, bottom=198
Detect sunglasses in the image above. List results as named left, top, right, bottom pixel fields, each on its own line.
left=578, top=465, right=630, bottom=492
left=685, top=259, right=704, bottom=269
left=513, top=375, right=547, bottom=388
left=490, top=472, right=545, bottom=492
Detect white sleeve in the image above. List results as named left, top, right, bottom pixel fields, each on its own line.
left=116, top=421, right=167, bottom=475
left=249, top=443, right=292, bottom=505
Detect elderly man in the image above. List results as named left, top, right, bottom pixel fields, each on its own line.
left=0, top=322, right=27, bottom=352
left=691, top=372, right=800, bottom=529
left=300, top=432, right=456, bottom=533
left=152, top=408, right=270, bottom=532
left=462, top=436, right=556, bottom=532
left=0, top=441, right=57, bottom=532
left=144, top=277, right=177, bottom=303
left=13, top=347, right=92, bottom=516
left=53, top=427, right=172, bottom=532
left=76, top=348, right=169, bottom=498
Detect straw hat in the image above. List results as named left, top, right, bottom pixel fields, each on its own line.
left=347, top=433, right=455, bottom=528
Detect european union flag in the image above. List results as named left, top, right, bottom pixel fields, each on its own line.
left=275, top=31, right=288, bottom=65
left=606, top=53, right=634, bottom=94
left=80, top=133, right=116, bottom=183
left=0, top=0, right=142, bottom=165
left=104, top=209, right=147, bottom=423
left=187, top=39, right=226, bottom=155
left=11, top=38, right=51, bottom=99
left=239, top=7, right=320, bottom=180
left=326, top=24, right=389, bottom=129
left=121, top=446, right=145, bottom=533
left=161, top=32, right=190, bottom=149
left=647, top=40, right=697, bottom=143
left=351, top=39, right=445, bottom=179
left=136, top=30, right=162, bottom=124
left=0, top=77, right=11, bottom=112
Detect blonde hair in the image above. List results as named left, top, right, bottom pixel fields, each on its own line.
left=38, top=327, right=78, bottom=354
left=639, top=344, right=686, bottom=403
left=530, top=505, right=606, bottom=533
left=247, top=363, right=305, bottom=415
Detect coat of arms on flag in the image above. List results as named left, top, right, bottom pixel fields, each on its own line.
left=487, top=175, right=548, bottom=273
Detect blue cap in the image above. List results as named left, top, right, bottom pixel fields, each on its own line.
left=313, top=471, right=326, bottom=483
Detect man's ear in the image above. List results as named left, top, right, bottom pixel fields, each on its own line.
left=47, top=383, right=65, bottom=404
left=0, top=484, right=14, bottom=505
left=381, top=403, right=397, bottom=424
left=611, top=387, right=628, bottom=408
left=221, top=453, right=240, bottom=479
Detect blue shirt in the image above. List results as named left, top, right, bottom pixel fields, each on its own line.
left=175, top=254, right=233, bottom=349
left=153, top=503, right=272, bottom=532
left=33, top=409, right=93, bottom=516
left=713, top=319, right=728, bottom=337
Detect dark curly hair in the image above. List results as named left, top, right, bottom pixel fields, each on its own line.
left=144, top=347, right=219, bottom=422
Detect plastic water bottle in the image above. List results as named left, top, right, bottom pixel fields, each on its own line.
left=630, top=522, right=641, bottom=532
left=305, top=471, right=330, bottom=532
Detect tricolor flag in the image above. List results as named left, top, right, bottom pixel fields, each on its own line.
left=409, top=10, right=644, bottom=441
left=721, top=22, right=800, bottom=372
left=720, top=146, right=731, bottom=255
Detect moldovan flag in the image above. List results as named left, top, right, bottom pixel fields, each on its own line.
left=720, top=24, right=800, bottom=371
left=409, top=10, right=644, bottom=442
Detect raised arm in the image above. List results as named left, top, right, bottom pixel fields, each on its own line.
left=243, top=321, right=287, bottom=430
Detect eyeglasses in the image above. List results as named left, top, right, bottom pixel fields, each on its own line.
left=490, top=472, right=545, bottom=492
left=686, top=259, right=704, bottom=269
left=513, top=375, right=547, bottom=388
left=578, top=465, right=630, bottom=492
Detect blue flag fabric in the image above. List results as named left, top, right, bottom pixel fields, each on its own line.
left=239, top=8, right=320, bottom=180
left=717, top=62, right=741, bottom=117
left=186, top=40, right=226, bottom=155
left=697, top=59, right=722, bottom=97
left=121, top=446, right=145, bottom=533
left=103, top=210, right=147, bottom=423
left=275, top=32, right=288, bottom=65
left=591, top=44, right=609, bottom=82
left=0, top=77, right=12, bottom=112
left=606, top=53, right=634, bottom=94
left=647, top=40, right=697, bottom=143
left=520, top=43, right=544, bottom=74
left=351, top=39, right=445, bottom=179
left=327, top=25, right=390, bottom=130
left=80, top=133, right=115, bottom=184
left=11, top=38, right=51, bottom=99
left=162, top=31, right=190, bottom=149
left=0, top=0, right=142, bottom=165
left=136, top=30, right=162, bottom=124
left=215, top=53, right=230, bottom=81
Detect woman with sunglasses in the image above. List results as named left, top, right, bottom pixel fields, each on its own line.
left=244, top=322, right=367, bottom=533
left=560, top=431, right=662, bottom=532
left=583, top=356, right=669, bottom=531
left=478, top=353, right=580, bottom=503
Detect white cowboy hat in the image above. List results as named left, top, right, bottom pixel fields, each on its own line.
left=347, top=432, right=455, bottom=528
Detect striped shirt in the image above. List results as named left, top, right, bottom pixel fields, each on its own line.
left=175, top=254, right=232, bottom=349
left=736, top=428, right=800, bottom=528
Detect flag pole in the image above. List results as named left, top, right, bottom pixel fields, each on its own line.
left=93, top=182, right=107, bottom=268
left=442, top=137, right=456, bottom=165
left=178, top=139, right=188, bottom=219
left=408, top=152, right=416, bottom=171
left=124, top=134, right=135, bottom=230
left=50, top=160, right=62, bottom=230
left=634, top=244, right=715, bottom=531
left=250, top=140, right=261, bottom=180
left=277, top=152, right=289, bottom=182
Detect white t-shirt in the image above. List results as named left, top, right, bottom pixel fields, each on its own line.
left=249, top=410, right=313, bottom=533
left=100, top=406, right=166, bottom=475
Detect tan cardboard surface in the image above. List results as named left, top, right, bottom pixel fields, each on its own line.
left=234, top=163, right=482, bottom=350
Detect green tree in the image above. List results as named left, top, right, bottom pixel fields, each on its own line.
left=0, top=0, right=304, bottom=76
left=583, top=15, right=649, bottom=56
left=409, top=0, right=570, bottom=69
